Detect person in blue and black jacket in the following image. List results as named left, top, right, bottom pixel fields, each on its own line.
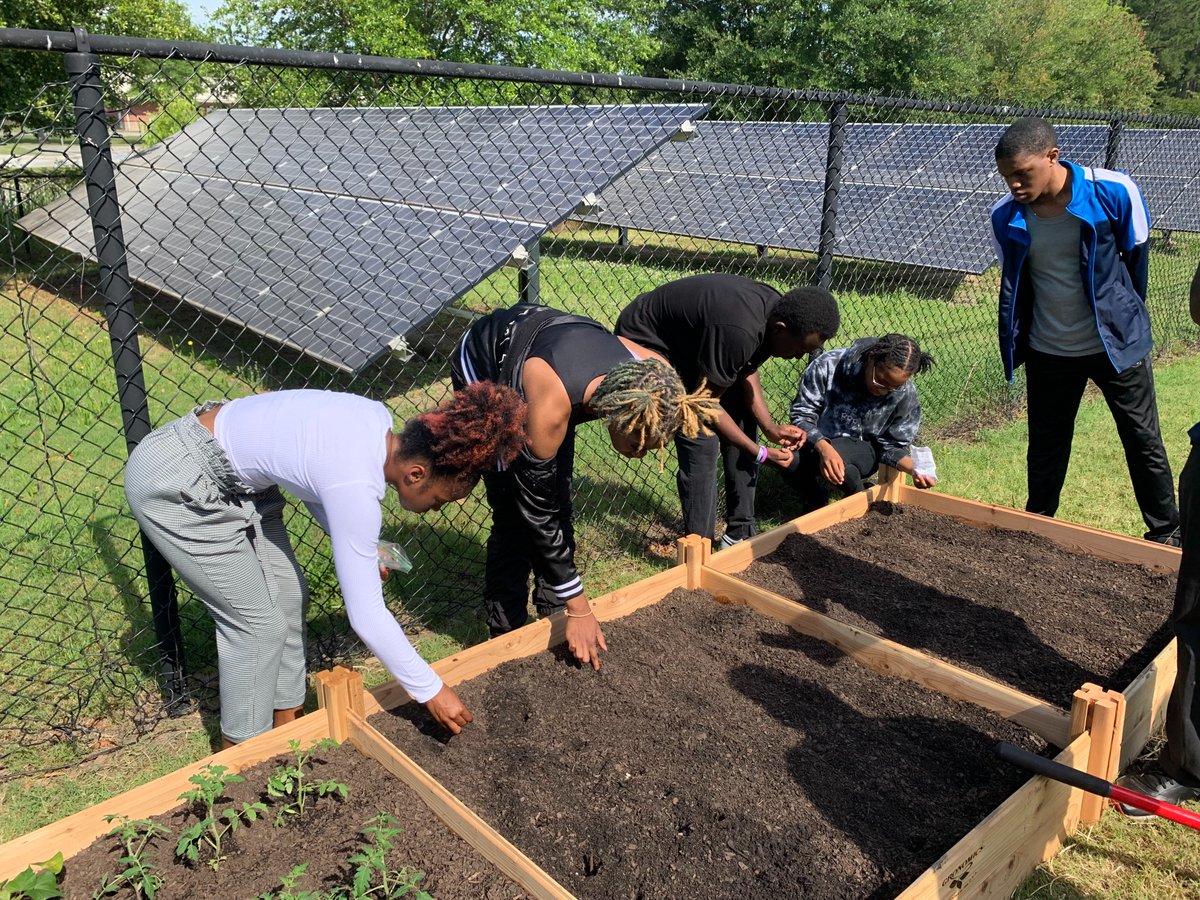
left=784, top=334, right=937, bottom=512
left=990, top=117, right=1179, bottom=546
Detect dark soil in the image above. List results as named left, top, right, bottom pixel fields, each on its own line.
left=58, top=743, right=526, bottom=900
left=737, top=503, right=1176, bottom=707
left=371, top=589, right=1047, bottom=900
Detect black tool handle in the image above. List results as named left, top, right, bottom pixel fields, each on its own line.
left=995, top=741, right=1113, bottom=798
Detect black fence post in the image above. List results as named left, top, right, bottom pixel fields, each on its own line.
left=814, top=96, right=848, bottom=293
left=64, top=28, right=190, bottom=713
left=1105, top=118, right=1124, bottom=169
left=519, top=238, right=541, bottom=304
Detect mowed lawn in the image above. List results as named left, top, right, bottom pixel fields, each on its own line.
left=1, top=226, right=1198, bottom=894
left=3, top=352, right=1199, bottom=896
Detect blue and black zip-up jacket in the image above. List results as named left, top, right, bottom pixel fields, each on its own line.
left=989, top=159, right=1151, bottom=381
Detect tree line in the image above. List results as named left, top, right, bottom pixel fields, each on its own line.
left=2, top=0, right=1198, bottom=119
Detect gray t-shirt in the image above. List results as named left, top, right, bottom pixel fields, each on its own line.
left=1025, top=209, right=1104, bottom=356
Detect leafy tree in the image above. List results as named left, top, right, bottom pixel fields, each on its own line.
left=212, top=0, right=660, bottom=74
left=970, top=0, right=1160, bottom=110
left=1, top=0, right=200, bottom=127
left=647, top=0, right=1159, bottom=110
left=1126, top=0, right=1200, bottom=105
left=648, top=0, right=979, bottom=97
left=140, top=95, right=201, bottom=146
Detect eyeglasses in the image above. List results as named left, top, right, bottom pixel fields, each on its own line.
left=869, top=360, right=904, bottom=393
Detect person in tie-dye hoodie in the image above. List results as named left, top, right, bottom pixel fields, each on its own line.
left=783, top=334, right=936, bottom=512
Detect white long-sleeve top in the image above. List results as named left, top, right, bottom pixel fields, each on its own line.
left=213, top=389, right=443, bottom=703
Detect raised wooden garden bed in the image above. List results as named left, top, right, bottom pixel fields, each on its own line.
left=1, top=470, right=1181, bottom=898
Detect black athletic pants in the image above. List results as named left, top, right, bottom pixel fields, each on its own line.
left=481, top=430, right=575, bottom=636
left=1164, top=440, right=1200, bottom=783
left=674, top=388, right=758, bottom=541
left=1025, top=349, right=1178, bottom=540
left=782, top=437, right=880, bottom=513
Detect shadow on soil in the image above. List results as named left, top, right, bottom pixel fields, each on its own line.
left=730, top=632, right=1033, bottom=899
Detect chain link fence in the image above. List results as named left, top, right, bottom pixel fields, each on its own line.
left=2, top=28, right=1198, bottom=777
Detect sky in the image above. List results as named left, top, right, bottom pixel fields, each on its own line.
left=184, top=0, right=212, bottom=27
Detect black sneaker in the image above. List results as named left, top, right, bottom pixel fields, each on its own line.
left=1144, top=527, right=1182, bottom=548
left=1114, top=769, right=1200, bottom=819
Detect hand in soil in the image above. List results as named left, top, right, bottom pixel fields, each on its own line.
left=566, top=609, right=607, bottom=670
left=424, top=684, right=473, bottom=735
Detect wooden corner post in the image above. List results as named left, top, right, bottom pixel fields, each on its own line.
left=1072, top=683, right=1126, bottom=824
left=878, top=464, right=904, bottom=502
left=314, top=666, right=365, bottom=743
left=676, top=534, right=711, bottom=589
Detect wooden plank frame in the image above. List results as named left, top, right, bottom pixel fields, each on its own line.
left=1, top=484, right=1181, bottom=898
left=0, top=713, right=330, bottom=878
left=0, top=565, right=691, bottom=883
left=898, top=733, right=1091, bottom=899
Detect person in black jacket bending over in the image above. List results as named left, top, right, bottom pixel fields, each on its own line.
left=453, top=303, right=721, bottom=669
left=1115, top=259, right=1200, bottom=812
left=615, top=273, right=841, bottom=547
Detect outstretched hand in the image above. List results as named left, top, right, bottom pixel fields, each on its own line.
left=767, top=423, right=807, bottom=450
left=424, top=684, right=473, bottom=735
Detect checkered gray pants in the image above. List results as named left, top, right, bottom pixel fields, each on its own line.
left=124, top=407, right=309, bottom=743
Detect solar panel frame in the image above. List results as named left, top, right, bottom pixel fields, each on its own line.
left=1118, top=129, right=1200, bottom=232
left=584, top=121, right=1128, bottom=273
left=19, top=102, right=706, bottom=372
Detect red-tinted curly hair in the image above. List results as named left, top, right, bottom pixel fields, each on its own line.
left=398, top=381, right=526, bottom=478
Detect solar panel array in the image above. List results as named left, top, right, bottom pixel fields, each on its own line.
left=1119, top=129, right=1200, bottom=233
left=582, top=122, right=1200, bottom=273
left=19, top=104, right=705, bottom=372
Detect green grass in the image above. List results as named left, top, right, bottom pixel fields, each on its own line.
left=2, top=223, right=1200, bottom=891
left=1, top=230, right=1197, bottom=749
left=932, top=351, right=1200, bottom=538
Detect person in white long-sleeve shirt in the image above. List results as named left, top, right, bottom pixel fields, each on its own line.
left=125, top=383, right=526, bottom=747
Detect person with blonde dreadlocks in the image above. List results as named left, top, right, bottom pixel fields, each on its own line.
left=453, top=303, right=720, bottom=669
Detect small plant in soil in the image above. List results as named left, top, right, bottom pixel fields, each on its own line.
left=346, top=814, right=432, bottom=900
left=93, top=815, right=170, bottom=899
left=257, top=817, right=431, bottom=900
left=175, top=764, right=268, bottom=871
left=266, top=738, right=348, bottom=826
left=0, top=853, right=63, bottom=900
left=257, top=864, right=323, bottom=900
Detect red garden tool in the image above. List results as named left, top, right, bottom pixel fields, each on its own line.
left=996, top=741, right=1200, bottom=830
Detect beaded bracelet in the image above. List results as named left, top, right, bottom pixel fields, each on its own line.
left=754, top=445, right=769, bottom=465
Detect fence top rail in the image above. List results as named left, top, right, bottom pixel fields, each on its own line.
left=3, top=26, right=1200, bottom=129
